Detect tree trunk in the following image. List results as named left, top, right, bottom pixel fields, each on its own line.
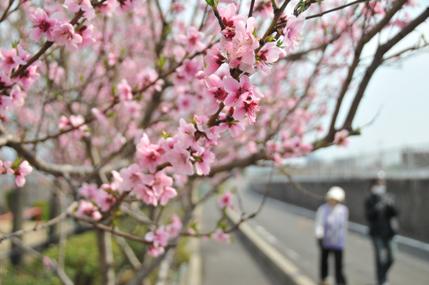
left=9, top=188, right=24, bottom=266
left=48, top=190, right=60, bottom=242
left=96, top=230, right=115, bottom=285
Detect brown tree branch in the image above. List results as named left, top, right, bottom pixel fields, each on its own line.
left=342, top=6, right=429, bottom=130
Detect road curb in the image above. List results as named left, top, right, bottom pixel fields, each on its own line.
left=226, top=209, right=316, bottom=285
left=182, top=206, right=202, bottom=285
left=184, top=238, right=202, bottom=285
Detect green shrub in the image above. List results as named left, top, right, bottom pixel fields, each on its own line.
left=0, top=260, right=60, bottom=285
left=32, top=200, right=50, bottom=221
left=1, top=232, right=124, bottom=285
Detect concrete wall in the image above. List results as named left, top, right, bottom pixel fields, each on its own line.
left=250, top=177, right=429, bottom=243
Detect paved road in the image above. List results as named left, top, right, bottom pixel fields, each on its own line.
left=238, top=186, right=429, bottom=285
left=201, top=197, right=275, bottom=285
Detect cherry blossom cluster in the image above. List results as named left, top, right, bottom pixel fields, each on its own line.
left=145, top=215, right=183, bottom=256
left=0, top=0, right=423, bottom=272
left=73, top=0, right=418, bottom=224
left=0, top=0, right=138, bottom=116
left=0, top=160, right=33, bottom=187
left=0, top=46, right=34, bottom=119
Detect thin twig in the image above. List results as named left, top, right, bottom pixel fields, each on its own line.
left=305, top=0, right=368, bottom=20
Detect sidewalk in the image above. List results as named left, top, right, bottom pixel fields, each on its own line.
left=239, top=190, right=429, bottom=285
left=200, top=199, right=275, bottom=285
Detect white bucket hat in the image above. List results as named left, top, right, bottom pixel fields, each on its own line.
left=326, top=186, right=345, bottom=202
left=377, top=170, right=386, bottom=181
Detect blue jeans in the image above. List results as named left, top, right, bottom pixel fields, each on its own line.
left=372, top=237, right=394, bottom=285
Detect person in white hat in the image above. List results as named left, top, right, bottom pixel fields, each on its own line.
left=315, top=186, right=349, bottom=285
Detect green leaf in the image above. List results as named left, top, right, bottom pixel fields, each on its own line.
left=156, top=56, right=166, bottom=70
left=11, top=41, right=19, bottom=49
left=161, top=130, right=171, bottom=139
left=218, top=219, right=229, bottom=230
left=205, top=0, right=219, bottom=8
left=294, top=0, right=323, bottom=16
left=11, top=158, right=23, bottom=170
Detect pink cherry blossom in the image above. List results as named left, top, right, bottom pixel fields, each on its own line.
left=178, top=26, right=205, bottom=53
left=283, top=18, right=302, bottom=51
left=222, top=17, right=259, bottom=73
left=194, top=149, right=215, bottom=175
left=15, top=65, right=39, bottom=90
left=64, top=0, right=94, bottom=19
left=77, top=24, right=97, bottom=47
left=119, top=163, right=153, bottom=191
left=110, top=170, right=124, bottom=192
left=148, top=245, right=165, bottom=257
left=48, top=62, right=65, bottom=84
left=79, top=183, right=99, bottom=200
left=0, top=160, right=12, bottom=175
left=175, top=59, right=201, bottom=83
left=0, top=95, right=13, bottom=113
left=117, top=0, right=134, bottom=11
left=218, top=191, right=233, bottom=209
left=166, top=215, right=182, bottom=237
left=136, top=68, right=162, bottom=91
left=152, top=171, right=173, bottom=192
left=14, top=160, right=33, bottom=187
left=1, top=49, right=26, bottom=74
left=211, top=229, right=230, bottom=243
left=10, top=86, right=26, bottom=107
left=254, top=0, right=274, bottom=17
left=30, top=8, right=58, bottom=41
left=223, top=75, right=254, bottom=107
left=176, top=119, right=197, bottom=148
left=217, top=3, right=242, bottom=40
left=42, top=256, right=54, bottom=271
left=95, top=186, right=116, bottom=212
left=205, top=46, right=226, bottom=75
left=257, top=42, right=285, bottom=69
left=364, top=2, right=385, bottom=16
left=217, top=113, right=244, bottom=137
left=334, top=130, right=349, bottom=146
left=117, top=79, right=133, bottom=101
left=76, top=200, right=102, bottom=221
left=136, top=144, right=164, bottom=173
left=168, top=149, right=194, bottom=176
left=205, top=74, right=228, bottom=103
left=134, top=185, right=158, bottom=206
left=159, top=186, right=177, bottom=206
left=98, top=0, right=117, bottom=14
left=145, top=227, right=169, bottom=253
left=53, top=23, right=83, bottom=48
left=58, top=114, right=88, bottom=137
left=0, top=71, right=11, bottom=88
left=171, top=2, right=185, bottom=13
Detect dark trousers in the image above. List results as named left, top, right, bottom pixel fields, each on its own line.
left=372, top=237, right=394, bottom=285
left=320, top=247, right=347, bottom=285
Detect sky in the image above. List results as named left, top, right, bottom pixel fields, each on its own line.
left=317, top=50, right=429, bottom=159
left=315, top=6, right=429, bottom=160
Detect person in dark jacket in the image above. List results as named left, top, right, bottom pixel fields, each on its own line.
left=365, top=173, right=399, bottom=285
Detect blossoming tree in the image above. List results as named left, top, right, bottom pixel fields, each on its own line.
left=0, top=0, right=427, bottom=283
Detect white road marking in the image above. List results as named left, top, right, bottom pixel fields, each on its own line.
left=284, top=247, right=300, bottom=260
left=255, top=224, right=278, bottom=245
left=254, top=223, right=301, bottom=261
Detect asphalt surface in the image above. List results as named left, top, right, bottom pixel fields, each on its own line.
left=201, top=197, right=276, bottom=285
left=238, top=187, right=429, bottom=285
